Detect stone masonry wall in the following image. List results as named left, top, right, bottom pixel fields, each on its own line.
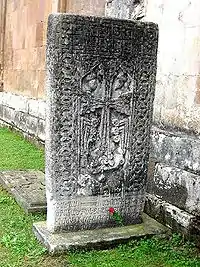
left=106, top=0, right=200, bottom=238
left=146, top=127, right=200, bottom=237
left=0, top=0, right=106, bottom=139
left=106, top=0, right=200, bottom=134
left=0, top=91, right=45, bottom=142
left=145, top=1, right=200, bottom=237
left=145, top=0, right=200, bottom=134
left=2, top=0, right=105, bottom=99
left=2, top=1, right=200, bottom=132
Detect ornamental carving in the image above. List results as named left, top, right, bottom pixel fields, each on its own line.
left=76, top=62, right=135, bottom=196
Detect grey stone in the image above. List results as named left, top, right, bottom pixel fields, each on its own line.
left=26, top=115, right=38, bottom=135
left=45, top=14, right=158, bottom=232
left=148, top=126, right=200, bottom=237
left=0, top=95, right=3, bottom=105
left=28, top=99, right=46, bottom=119
left=144, top=193, right=198, bottom=237
left=0, top=92, right=46, bottom=142
left=151, top=126, right=200, bottom=173
left=105, top=0, right=147, bottom=20
left=1, top=92, right=28, bottom=113
left=0, top=171, right=46, bottom=213
left=38, top=101, right=46, bottom=119
left=1, top=92, right=13, bottom=106
left=37, top=119, right=45, bottom=141
left=8, top=94, right=28, bottom=113
left=33, top=213, right=168, bottom=255
left=147, top=163, right=200, bottom=215
left=28, top=99, right=39, bottom=118
left=3, top=105, right=15, bottom=125
left=0, top=104, right=3, bottom=118
left=14, top=111, right=27, bottom=132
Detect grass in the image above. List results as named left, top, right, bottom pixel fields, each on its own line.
left=0, top=127, right=44, bottom=170
left=0, top=127, right=200, bottom=267
left=69, top=237, right=200, bottom=267
left=0, top=187, right=68, bottom=267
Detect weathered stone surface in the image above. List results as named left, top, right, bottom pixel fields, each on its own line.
left=151, top=126, right=200, bottom=173
left=107, top=0, right=200, bottom=133
left=0, top=104, right=3, bottom=118
left=0, top=171, right=46, bottom=213
left=14, top=111, right=28, bottom=132
left=144, top=0, right=200, bottom=133
left=38, top=101, right=46, bottom=119
left=147, top=163, right=200, bottom=216
left=67, top=0, right=105, bottom=16
left=45, top=14, right=158, bottom=232
left=28, top=99, right=46, bottom=119
left=105, top=0, right=147, bottom=20
left=0, top=92, right=46, bottom=142
left=2, top=105, right=15, bottom=125
left=144, top=193, right=196, bottom=236
left=33, top=213, right=168, bottom=255
left=26, top=115, right=38, bottom=135
left=37, top=118, right=45, bottom=141
left=1, top=92, right=28, bottom=112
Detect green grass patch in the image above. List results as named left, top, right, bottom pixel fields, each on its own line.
left=68, top=237, right=200, bottom=267
left=0, top=184, right=199, bottom=267
left=0, top=186, right=68, bottom=267
left=0, top=127, right=44, bottom=170
left=0, top=127, right=199, bottom=266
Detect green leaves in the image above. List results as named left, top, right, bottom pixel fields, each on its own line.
left=112, top=211, right=124, bottom=226
left=108, top=207, right=124, bottom=226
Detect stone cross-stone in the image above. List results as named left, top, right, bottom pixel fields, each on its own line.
left=45, top=14, right=158, bottom=232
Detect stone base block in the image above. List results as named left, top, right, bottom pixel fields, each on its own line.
left=33, top=213, right=168, bottom=255
left=144, top=193, right=199, bottom=237
left=0, top=170, right=46, bottom=213
left=147, top=163, right=200, bottom=215
left=0, top=92, right=46, bottom=142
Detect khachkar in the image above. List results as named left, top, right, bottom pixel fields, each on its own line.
left=45, top=14, right=158, bottom=232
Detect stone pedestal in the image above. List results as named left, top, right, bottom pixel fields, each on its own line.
left=37, top=13, right=158, bottom=237
left=33, top=213, right=168, bottom=254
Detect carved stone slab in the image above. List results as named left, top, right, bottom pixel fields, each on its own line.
left=46, top=14, right=158, bottom=232
left=0, top=170, right=46, bottom=213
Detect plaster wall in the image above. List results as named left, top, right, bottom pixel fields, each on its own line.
left=106, top=0, right=200, bottom=134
